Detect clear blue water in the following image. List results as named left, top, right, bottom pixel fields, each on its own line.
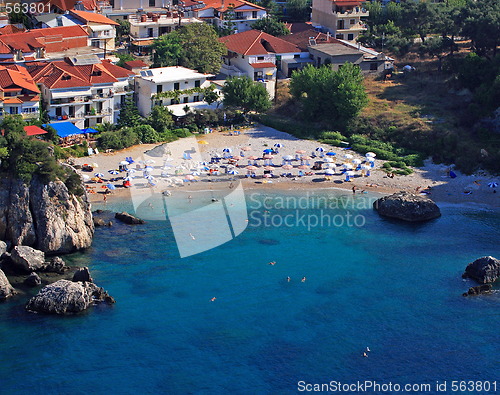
left=1, top=189, right=499, bottom=394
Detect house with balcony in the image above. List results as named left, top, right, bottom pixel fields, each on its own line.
left=134, top=66, right=215, bottom=117
left=187, top=0, right=267, bottom=33
left=311, top=0, right=368, bottom=42
left=0, top=25, right=90, bottom=63
left=103, top=0, right=172, bottom=22
left=128, top=12, right=202, bottom=52
left=0, top=65, right=40, bottom=119
left=69, top=10, right=119, bottom=51
left=27, top=55, right=134, bottom=129
left=219, top=30, right=309, bottom=81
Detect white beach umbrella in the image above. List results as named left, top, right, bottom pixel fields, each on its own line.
left=283, top=155, right=294, bottom=161
left=325, top=169, right=335, bottom=175
left=144, top=166, right=154, bottom=172
left=352, top=158, right=362, bottom=165
left=488, top=182, right=498, bottom=188
left=367, top=157, right=375, bottom=162
left=274, top=143, right=284, bottom=148
left=344, top=153, right=353, bottom=159
left=81, top=174, right=90, bottom=181
left=343, top=163, right=353, bottom=170
left=94, top=173, right=104, bottom=178
left=119, top=161, right=129, bottom=166
left=145, top=159, right=156, bottom=164
left=315, top=147, right=324, bottom=152
left=366, top=152, right=376, bottom=158
left=108, top=169, right=119, bottom=175
left=282, top=164, right=293, bottom=170
left=346, top=171, right=355, bottom=176
left=324, top=157, right=334, bottom=163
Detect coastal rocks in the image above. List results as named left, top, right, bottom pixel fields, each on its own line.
left=72, top=267, right=93, bottom=283
left=25, top=279, right=115, bottom=315
left=10, top=246, right=45, bottom=273
left=92, top=210, right=114, bottom=227
left=0, top=269, right=16, bottom=300
left=24, top=272, right=42, bottom=287
left=0, top=240, right=7, bottom=258
left=463, top=284, right=492, bottom=297
left=0, top=175, right=94, bottom=254
left=29, top=177, right=94, bottom=254
left=43, top=256, right=67, bottom=274
left=93, top=217, right=112, bottom=227
left=462, top=256, right=500, bottom=284
left=115, top=212, right=145, bottom=225
left=373, top=191, right=441, bottom=222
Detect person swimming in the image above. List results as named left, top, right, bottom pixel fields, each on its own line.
left=269, top=261, right=276, bottom=265
left=287, top=276, right=291, bottom=282
left=363, top=352, right=368, bottom=358
left=366, top=347, right=371, bottom=352
left=301, top=277, right=306, bottom=282
left=210, top=297, right=216, bottom=302
left=189, top=233, right=195, bottom=240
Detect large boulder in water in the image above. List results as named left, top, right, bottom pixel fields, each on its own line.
left=72, top=267, right=93, bottom=283
left=24, top=272, right=42, bottom=287
left=373, top=191, right=441, bottom=222
left=115, top=212, right=145, bottom=225
left=462, top=256, right=500, bottom=284
left=0, top=268, right=16, bottom=299
left=43, top=256, right=66, bottom=274
left=9, top=246, right=45, bottom=273
left=463, top=284, right=492, bottom=297
left=25, top=279, right=115, bottom=315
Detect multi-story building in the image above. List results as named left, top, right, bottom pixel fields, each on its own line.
left=0, top=65, right=40, bottom=119
left=128, top=12, right=202, bottom=50
left=69, top=10, right=119, bottom=52
left=311, top=0, right=368, bottom=42
left=134, top=66, right=214, bottom=116
left=186, top=0, right=267, bottom=33
left=27, top=55, right=134, bottom=128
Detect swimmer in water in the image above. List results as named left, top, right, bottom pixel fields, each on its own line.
left=363, top=352, right=368, bottom=358
left=189, top=233, right=195, bottom=240
left=268, top=261, right=276, bottom=265
left=301, top=277, right=306, bottom=282
left=211, top=297, right=216, bottom=302
left=287, top=276, right=291, bottom=282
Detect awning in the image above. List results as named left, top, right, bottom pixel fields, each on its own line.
left=42, top=122, right=82, bottom=138
left=89, top=24, right=113, bottom=32
left=250, top=62, right=276, bottom=69
left=24, top=125, right=47, bottom=136
left=51, top=89, right=92, bottom=99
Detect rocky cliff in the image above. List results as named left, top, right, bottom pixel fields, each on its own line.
left=0, top=175, right=94, bottom=254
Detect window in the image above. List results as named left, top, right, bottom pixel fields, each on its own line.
left=235, top=12, right=243, bottom=19
left=170, top=99, right=179, bottom=105
left=9, top=107, right=19, bottom=115
left=347, top=33, right=354, bottom=41
left=183, top=97, right=188, bottom=103
left=350, top=19, right=355, bottom=25
left=252, top=11, right=257, bottom=18
left=194, top=80, right=200, bottom=88
left=123, top=16, right=127, bottom=20
left=193, top=95, right=199, bottom=102
left=149, top=0, right=155, bottom=6
left=336, top=34, right=343, bottom=39
left=174, top=82, right=180, bottom=90
left=370, top=62, right=378, bottom=71
left=257, top=56, right=264, bottom=61
left=157, top=85, right=163, bottom=94
left=294, top=54, right=300, bottom=59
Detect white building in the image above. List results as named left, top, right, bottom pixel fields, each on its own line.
left=134, top=66, right=215, bottom=116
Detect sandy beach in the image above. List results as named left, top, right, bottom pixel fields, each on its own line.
left=73, top=125, right=499, bottom=209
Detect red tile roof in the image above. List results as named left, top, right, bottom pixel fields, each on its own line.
left=0, top=66, right=39, bottom=93
left=250, top=62, right=276, bottom=69
left=123, top=60, right=148, bottom=70
left=199, top=0, right=265, bottom=12
left=24, top=125, right=48, bottom=136
left=219, top=30, right=300, bottom=56
left=40, top=0, right=96, bottom=11
left=70, top=10, right=119, bottom=26
left=29, top=59, right=133, bottom=89
left=3, top=97, right=23, bottom=104
left=0, top=26, right=88, bottom=53
left=0, top=25, right=26, bottom=35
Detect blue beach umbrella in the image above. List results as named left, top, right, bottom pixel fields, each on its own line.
left=488, top=182, right=498, bottom=188
left=263, top=149, right=273, bottom=154
left=326, top=152, right=336, bottom=156
left=108, top=169, right=119, bottom=175
left=316, top=147, right=324, bottom=152
left=105, top=183, right=116, bottom=190
left=274, top=143, right=283, bottom=148
left=94, top=173, right=104, bottom=178
left=228, top=169, right=239, bottom=175
left=223, top=148, right=232, bottom=153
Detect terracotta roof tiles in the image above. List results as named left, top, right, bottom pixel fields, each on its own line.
left=219, top=30, right=300, bottom=56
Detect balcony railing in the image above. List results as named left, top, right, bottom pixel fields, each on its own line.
left=334, top=8, right=369, bottom=17
left=50, top=96, right=91, bottom=106
left=85, top=108, right=113, bottom=117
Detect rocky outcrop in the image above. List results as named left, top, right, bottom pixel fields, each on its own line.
left=0, top=240, right=6, bottom=258
left=373, top=191, right=441, bottom=222
left=463, top=284, right=492, bottom=297
left=43, top=256, right=66, bottom=274
left=24, top=272, right=42, bottom=287
left=25, top=279, right=115, bottom=315
left=72, top=267, right=93, bottom=283
left=462, top=256, right=500, bottom=284
left=0, top=268, right=16, bottom=299
left=0, top=175, right=94, bottom=254
left=115, top=212, right=145, bottom=225
left=9, top=246, right=45, bottom=273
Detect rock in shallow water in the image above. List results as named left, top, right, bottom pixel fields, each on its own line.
left=373, top=191, right=441, bottom=222
left=43, top=256, right=66, bottom=274
left=463, top=284, right=492, bottom=297
left=24, top=272, right=42, bottom=287
left=0, top=268, right=16, bottom=299
left=72, top=267, right=93, bottom=283
left=115, top=212, right=145, bottom=225
left=462, top=256, right=500, bottom=284
left=25, top=279, right=115, bottom=315
left=9, top=246, right=45, bottom=273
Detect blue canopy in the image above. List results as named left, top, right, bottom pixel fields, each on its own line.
left=42, top=122, right=82, bottom=138
left=82, top=128, right=99, bottom=134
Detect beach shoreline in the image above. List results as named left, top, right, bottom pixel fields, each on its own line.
left=73, top=125, right=499, bottom=210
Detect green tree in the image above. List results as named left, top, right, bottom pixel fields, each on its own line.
left=117, top=98, right=142, bottom=128
left=251, top=16, right=290, bottom=36
left=461, top=0, right=500, bottom=57
left=290, top=63, right=367, bottom=129
left=419, top=36, right=454, bottom=70
left=151, top=33, right=183, bottom=67
left=116, top=53, right=136, bottom=68
left=136, top=124, right=160, bottom=143
left=256, top=0, right=277, bottom=17
left=117, top=19, right=131, bottom=38
left=222, top=76, right=272, bottom=114
left=203, top=89, right=220, bottom=105
left=152, top=24, right=226, bottom=73
left=285, top=0, right=311, bottom=22
left=147, top=105, right=174, bottom=134
left=400, top=1, right=436, bottom=43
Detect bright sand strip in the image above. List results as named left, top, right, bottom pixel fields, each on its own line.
left=73, top=125, right=499, bottom=209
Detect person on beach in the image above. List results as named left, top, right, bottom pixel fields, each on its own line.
left=103, top=194, right=107, bottom=202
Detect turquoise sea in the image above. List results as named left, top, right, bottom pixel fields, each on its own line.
left=0, top=188, right=499, bottom=394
